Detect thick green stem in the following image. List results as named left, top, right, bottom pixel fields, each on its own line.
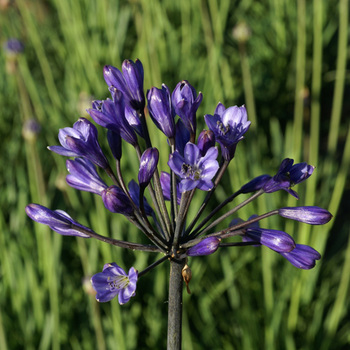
left=167, top=258, right=185, bottom=350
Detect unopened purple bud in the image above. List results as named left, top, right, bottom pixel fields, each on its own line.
left=103, top=59, right=145, bottom=110
left=107, top=130, right=122, bottom=160
left=280, top=244, right=321, bottom=269
left=25, top=204, right=91, bottom=238
left=172, top=80, right=203, bottom=135
left=102, top=186, right=134, bottom=215
left=197, top=130, right=215, bottom=156
left=245, top=228, right=295, bottom=253
left=138, top=148, right=159, bottom=187
left=66, top=158, right=108, bottom=195
left=187, top=237, right=221, bottom=256
left=160, top=172, right=181, bottom=205
left=147, top=84, right=175, bottom=138
left=175, top=119, right=190, bottom=156
left=278, top=206, right=332, bottom=225
left=240, top=174, right=272, bottom=193
left=128, top=180, right=153, bottom=216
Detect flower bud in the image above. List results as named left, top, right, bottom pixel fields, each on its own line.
left=138, top=148, right=159, bottom=188
left=147, top=84, right=175, bottom=138
left=187, top=237, right=221, bottom=256
left=240, top=174, right=271, bottom=193
left=278, top=206, right=332, bottom=225
left=197, top=130, right=215, bottom=156
left=102, top=186, right=133, bottom=215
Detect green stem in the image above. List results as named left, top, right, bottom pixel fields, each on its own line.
left=167, top=258, right=185, bottom=350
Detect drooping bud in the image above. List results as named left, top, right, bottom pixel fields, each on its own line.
left=278, top=206, right=332, bottom=225
left=244, top=228, right=295, bottom=253
left=187, top=237, right=221, bottom=256
left=280, top=244, right=321, bottom=270
left=138, top=148, right=159, bottom=188
left=107, top=130, right=122, bottom=160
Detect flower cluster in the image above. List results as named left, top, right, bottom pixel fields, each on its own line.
left=26, top=59, right=332, bottom=304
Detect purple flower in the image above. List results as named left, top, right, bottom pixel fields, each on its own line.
left=263, top=158, right=314, bottom=199
left=138, top=148, right=159, bottom=188
left=125, top=103, right=143, bottom=137
left=243, top=227, right=295, bottom=253
left=128, top=180, right=153, bottom=216
left=187, top=237, right=221, bottom=256
left=3, top=38, right=24, bottom=54
left=204, top=103, right=250, bottom=161
left=197, top=130, right=215, bottom=156
left=102, top=186, right=134, bottom=215
left=172, top=80, right=203, bottom=135
left=48, top=118, right=109, bottom=169
left=91, top=263, right=138, bottom=304
left=278, top=206, right=332, bottom=225
left=147, top=85, right=175, bottom=138
left=280, top=244, right=321, bottom=269
left=103, top=59, right=145, bottom=110
left=239, top=174, right=272, bottom=193
left=66, top=158, right=107, bottom=195
left=160, top=172, right=181, bottom=205
left=168, top=142, right=219, bottom=193
left=174, top=119, right=190, bottom=156
left=25, top=204, right=91, bottom=238
left=88, top=91, right=138, bottom=146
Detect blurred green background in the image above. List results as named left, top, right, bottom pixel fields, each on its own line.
left=1, top=0, right=349, bottom=349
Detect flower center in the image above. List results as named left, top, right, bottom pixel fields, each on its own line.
left=107, top=276, right=129, bottom=291
left=181, top=163, right=201, bottom=180
left=216, top=120, right=229, bottom=135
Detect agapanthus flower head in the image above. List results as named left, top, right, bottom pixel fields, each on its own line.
left=172, top=80, right=203, bottom=135
left=25, top=204, right=91, bottom=238
left=147, top=84, right=175, bottom=138
left=278, top=206, right=333, bottom=225
left=138, top=148, right=159, bottom=188
left=280, top=244, right=321, bottom=270
left=48, top=118, right=109, bottom=169
left=263, top=158, right=314, bottom=198
left=204, top=103, right=250, bottom=161
left=66, top=158, right=107, bottom=195
left=187, top=237, right=221, bottom=256
left=102, top=186, right=134, bottom=216
left=168, top=142, right=219, bottom=192
left=91, top=263, right=138, bottom=304
left=103, top=59, right=145, bottom=110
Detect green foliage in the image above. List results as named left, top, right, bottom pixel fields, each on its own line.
left=1, top=0, right=349, bottom=349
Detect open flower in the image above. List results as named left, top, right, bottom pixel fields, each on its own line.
left=91, top=263, right=138, bottom=304
left=204, top=103, right=250, bottom=161
left=168, top=142, right=219, bottom=192
left=263, top=158, right=314, bottom=199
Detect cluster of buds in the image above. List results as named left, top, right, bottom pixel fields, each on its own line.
left=26, top=59, right=332, bottom=304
